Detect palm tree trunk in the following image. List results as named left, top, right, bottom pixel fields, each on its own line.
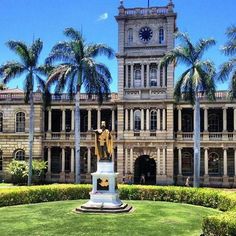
left=193, top=94, right=201, bottom=187
left=75, top=90, right=81, bottom=183
left=28, top=90, right=34, bottom=186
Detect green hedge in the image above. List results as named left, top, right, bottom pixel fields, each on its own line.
left=0, top=184, right=236, bottom=235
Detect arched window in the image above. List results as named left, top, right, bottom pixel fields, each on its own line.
left=0, top=150, right=2, bottom=171
left=15, top=149, right=25, bottom=161
left=128, top=28, right=133, bottom=44
left=208, top=114, right=220, bottom=132
left=182, top=114, right=193, bottom=132
left=208, top=152, right=220, bottom=176
left=16, top=112, right=25, bottom=132
left=134, top=69, right=141, bottom=87
left=134, top=110, right=141, bottom=131
left=0, top=112, right=2, bottom=132
left=150, top=68, right=158, bottom=87
left=150, top=110, right=157, bottom=131
left=182, top=151, right=193, bottom=176
left=159, top=28, right=165, bottom=44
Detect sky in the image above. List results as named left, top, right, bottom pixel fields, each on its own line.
left=0, top=0, right=235, bottom=92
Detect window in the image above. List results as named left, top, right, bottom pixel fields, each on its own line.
left=182, top=151, right=193, bottom=176
left=128, top=28, right=133, bottom=44
left=150, top=111, right=157, bottom=131
left=182, top=114, right=193, bottom=132
left=208, top=114, right=220, bottom=132
left=150, top=68, right=158, bottom=87
left=0, top=151, right=2, bottom=171
left=134, top=110, right=141, bottom=131
left=159, top=28, right=165, bottom=44
left=134, top=69, right=141, bottom=87
left=0, top=113, right=2, bottom=132
left=15, top=149, right=25, bottom=161
left=16, top=112, right=25, bottom=132
left=208, top=152, right=220, bottom=176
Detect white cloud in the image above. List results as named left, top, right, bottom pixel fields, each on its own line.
left=98, top=13, right=108, bottom=21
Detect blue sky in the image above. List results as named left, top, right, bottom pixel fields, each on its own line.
left=0, top=0, right=235, bottom=91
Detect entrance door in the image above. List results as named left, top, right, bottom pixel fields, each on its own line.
left=134, top=155, right=156, bottom=185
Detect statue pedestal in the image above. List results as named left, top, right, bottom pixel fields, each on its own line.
left=76, top=162, right=132, bottom=213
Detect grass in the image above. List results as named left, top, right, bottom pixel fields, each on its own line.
left=0, top=183, right=13, bottom=188
left=0, top=200, right=221, bottom=236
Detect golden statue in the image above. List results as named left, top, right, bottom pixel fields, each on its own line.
left=94, top=121, right=113, bottom=161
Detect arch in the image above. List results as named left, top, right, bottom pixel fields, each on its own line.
left=134, top=69, right=141, bottom=87
left=14, top=149, right=25, bottom=161
left=150, top=110, right=157, bottom=131
left=134, top=110, right=141, bottom=131
left=0, top=112, right=3, bottom=132
left=159, top=27, right=165, bottom=44
left=16, top=112, right=25, bottom=132
left=182, top=151, right=193, bottom=176
left=134, top=155, right=156, bottom=185
left=127, top=28, right=133, bottom=44
left=182, top=114, right=193, bottom=132
left=0, top=150, right=2, bottom=171
left=208, top=152, right=221, bottom=176
left=150, top=68, right=158, bottom=87
left=208, top=114, right=220, bottom=132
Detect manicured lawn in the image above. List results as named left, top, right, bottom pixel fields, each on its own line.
left=0, top=183, right=14, bottom=188
left=0, top=200, right=221, bottom=236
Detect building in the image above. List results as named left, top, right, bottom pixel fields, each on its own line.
left=0, top=1, right=235, bottom=187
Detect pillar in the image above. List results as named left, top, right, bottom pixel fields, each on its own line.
left=47, top=147, right=51, bottom=173
left=147, top=63, right=150, bottom=88
left=87, top=147, right=91, bottom=173
left=204, top=108, right=208, bottom=132
left=223, top=108, right=227, bottom=131
left=125, top=64, right=129, bottom=88
left=234, top=109, right=236, bottom=131
left=178, top=148, right=182, bottom=175
left=130, top=148, right=133, bottom=173
left=87, top=109, right=91, bottom=131
left=62, top=109, right=66, bottom=131
left=223, top=148, right=228, bottom=176
left=234, top=149, right=236, bottom=187
left=162, top=148, right=166, bottom=175
left=97, top=108, right=101, bottom=129
left=131, top=64, right=134, bottom=88
left=162, top=109, right=166, bottom=130
left=125, top=148, right=128, bottom=174
left=112, top=109, right=115, bottom=131
left=157, top=148, right=160, bottom=175
left=146, top=109, right=150, bottom=131
left=204, top=148, right=208, bottom=175
left=141, top=109, right=144, bottom=130
left=141, top=64, right=145, bottom=87
left=130, top=109, right=134, bottom=131
left=61, top=148, right=65, bottom=172
left=125, top=109, right=129, bottom=130
left=178, top=108, right=182, bottom=132
left=48, top=108, right=52, bottom=132
left=157, top=109, right=161, bottom=130
left=71, top=109, right=74, bottom=131
left=71, top=148, right=74, bottom=173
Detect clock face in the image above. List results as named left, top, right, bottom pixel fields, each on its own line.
left=139, top=27, right=153, bottom=43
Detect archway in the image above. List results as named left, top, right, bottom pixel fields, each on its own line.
left=134, top=155, right=156, bottom=185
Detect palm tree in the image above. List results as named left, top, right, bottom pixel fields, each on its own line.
left=0, top=39, right=48, bottom=186
left=46, top=27, right=114, bottom=184
left=218, top=25, right=236, bottom=98
left=160, top=32, right=216, bottom=187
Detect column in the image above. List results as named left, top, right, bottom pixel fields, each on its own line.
left=130, top=148, right=133, bottom=173
left=157, top=109, right=161, bottom=130
left=234, top=109, right=236, bottom=131
left=178, top=148, right=182, bottom=175
left=204, top=107, right=208, bottom=131
left=234, top=149, right=236, bottom=177
left=204, top=148, right=208, bottom=175
left=48, top=108, right=52, bottom=132
left=162, top=109, right=166, bottom=130
left=47, top=147, right=51, bottom=173
left=157, top=148, right=161, bottom=175
left=62, top=109, right=66, bottom=131
left=131, top=64, right=134, bottom=88
left=163, top=148, right=166, bottom=175
left=71, top=148, right=74, bottom=173
left=130, top=109, right=134, bottom=131
left=146, top=109, right=150, bottom=131
left=223, top=108, right=227, bottom=131
left=61, top=148, right=65, bottom=172
left=125, top=109, right=129, bottom=130
left=223, top=148, right=228, bottom=176
left=141, top=109, right=144, bottom=130
left=178, top=108, right=182, bottom=132
left=71, top=109, right=74, bottom=131
left=87, top=109, right=91, bottom=131
left=125, top=148, right=128, bottom=174
left=141, top=64, right=145, bottom=87
left=112, top=109, right=115, bottom=131
left=163, top=65, right=166, bottom=87
left=125, top=64, right=129, bottom=88
left=87, top=147, right=91, bottom=173
left=146, top=63, right=150, bottom=88
left=97, top=108, right=101, bottom=129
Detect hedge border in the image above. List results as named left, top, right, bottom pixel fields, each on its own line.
left=0, top=184, right=236, bottom=235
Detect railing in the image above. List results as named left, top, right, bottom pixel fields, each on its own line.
left=124, top=7, right=168, bottom=16
left=182, top=132, right=193, bottom=140
left=209, top=133, right=222, bottom=141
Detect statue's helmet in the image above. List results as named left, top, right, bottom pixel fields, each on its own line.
left=101, top=121, right=106, bottom=127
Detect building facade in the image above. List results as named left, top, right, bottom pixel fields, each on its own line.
left=0, top=1, right=236, bottom=187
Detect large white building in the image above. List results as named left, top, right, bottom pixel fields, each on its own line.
left=0, top=1, right=236, bottom=187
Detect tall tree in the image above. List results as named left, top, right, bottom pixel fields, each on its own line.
left=160, top=32, right=216, bottom=187
left=218, top=25, right=236, bottom=98
left=46, top=27, right=114, bottom=184
left=0, top=39, right=48, bottom=185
